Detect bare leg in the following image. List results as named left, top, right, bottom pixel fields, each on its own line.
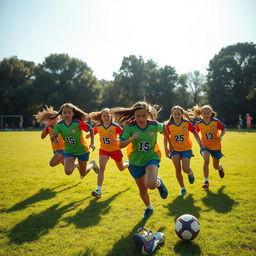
left=78, top=160, right=91, bottom=177
left=181, top=158, right=191, bottom=174
left=135, top=175, right=150, bottom=207
left=201, top=151, right=210, bottom=179
left=172, top=155, right=184, bottom=188
left=49, top=153, right=64, bottom=167
left=97, top=155, right=109, bottom=187
left=145, top=164, right=159, bottom=189
left=115, top=160, right=129, bottom=171
left=64, top=157, right=77, bottom=175
left=212, top=157, right=220, bottom=170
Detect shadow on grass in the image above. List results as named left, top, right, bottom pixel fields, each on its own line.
left=5, top=182, right=80, bottom=213
left=107, top=218, right=148, bottom=256
left=174, top=240, right=201, bottom=256
left=64, top=188, right=130, bottom=229
left=202, top=185, right=238, bottom=213
left=9, top=199, right=85, bottom=244
left=165, top=194, right=201, bottom=221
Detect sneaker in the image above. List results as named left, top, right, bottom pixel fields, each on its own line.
left=90, top=160, right=99, bottom=174
left=157, top=177, right=168, bottom=199
left=133, top=228, right=165, bottom=255
left=124, top=160, right=129, bottom=166
left=188, top=171, right=195, bottom=184
left=202, top=181, right=209, bottom=189
left=92, top=189, right=102, bottom=198
left=218, top=166, right=225, bottom=178
left=180, top=187, right=187, bottom=196
left=143, top=208, right=153, bottom=219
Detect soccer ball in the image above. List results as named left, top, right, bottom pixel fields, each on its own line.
left=175, top=214, right=200, bottom=241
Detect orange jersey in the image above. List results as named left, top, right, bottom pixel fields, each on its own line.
left=93, top=122, right=123, bottom=152
left=166, top=120, right=195, bottom=151
left=45, top=125, right=65, bottom=152
left=195, top=118, right=225, bottom=150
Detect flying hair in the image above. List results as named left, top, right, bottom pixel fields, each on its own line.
left=34, top=106, right=58, bottom=124
left=192, top=104, right=216, bottom=118
left=57, top=103, right=89, bottom=121
left=111, top=101, right=161, bottom=125
left=90, top=108, right=112, bottom=124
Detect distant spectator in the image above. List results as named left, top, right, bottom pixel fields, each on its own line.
left=32, top=119, right=36, bottom=127
left=19, top=117, right=23, bottom=129
left=237, top=115, right=243, bottom=132
left=246, top=113, right=253, bottom=130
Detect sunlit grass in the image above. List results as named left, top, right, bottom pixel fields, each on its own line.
left=0, top=131, right=255, bottom=256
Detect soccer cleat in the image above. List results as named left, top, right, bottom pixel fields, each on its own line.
left=124, top=160, right=129, bottom=165
left=180, top=187, right=187, bottom=196
left=188, top=171, right=195, bottom=184
left=143, top=208, right=154, bottom=219
left=92, top=189, right=102, bottom=198
left=157, top=177, right=168, bottom=199
left=202, top=181, right=209, bottom=189
left=133, top=227, right=165, bottom=255
left=90, top=160, right=99, bottom=174
left=218, top=166, right=225, bottom=178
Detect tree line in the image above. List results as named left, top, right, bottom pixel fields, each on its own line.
left=0, top=42, right=255, bottom=128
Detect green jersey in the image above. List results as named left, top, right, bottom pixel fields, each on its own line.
left=120, top=120, right=164, bottom=166
left=54, top=119, right=90, bottom=155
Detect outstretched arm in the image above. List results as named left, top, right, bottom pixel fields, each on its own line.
left=50, top=130, right=57, bottom=142
left=119, top=133, right=139, bottom=149
left=218, top=128, right=226, bottom=141
left=192, top=130, right=204, bottom=148
left=162, top=128, right=174, bottom=157
left=88, top=127, right=96, bottom=151
left=41, top=126, right=48, bottom=139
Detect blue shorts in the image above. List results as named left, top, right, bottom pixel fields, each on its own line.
left=53, top=149, right=64, bottom=155
left=170, top=150, right=192, bottom=159
left=200, top=148, right=223, bottom=160
left=128, top=159, right=160, bottom=179
left=64, top=152, right=90, bottom=162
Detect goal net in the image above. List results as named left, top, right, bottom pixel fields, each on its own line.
left=0, top=115, right=23, bottom=130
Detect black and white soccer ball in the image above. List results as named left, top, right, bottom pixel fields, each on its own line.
left=175, top=214, right=200, bottom=241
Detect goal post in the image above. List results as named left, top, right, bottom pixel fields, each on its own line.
left=0, top=115, right=23, bottom=130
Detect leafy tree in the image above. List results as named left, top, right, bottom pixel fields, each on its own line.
left=112, top=55, right=149, bottom=106
left=174, top=74, right=193, bottom=110
left=146, top=65, right=178, bottom=120
left=32, top=53, right=101, bottom=112
left=0, top=56, right=35, bottom=125
left=111, top=56, right=179, bottom=120
left=207, top=42, right=256, bottom=125
left=185, top=70, right=206, bottom=104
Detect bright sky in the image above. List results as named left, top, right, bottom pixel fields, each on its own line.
left=0, top=0, right=255, bottom=80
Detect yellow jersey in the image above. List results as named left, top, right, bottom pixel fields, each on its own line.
left=93, top=122, right=123, bottom=152
left=195, top=118, right=225, bottom=150
left=166, top=120, right=195, bottom=151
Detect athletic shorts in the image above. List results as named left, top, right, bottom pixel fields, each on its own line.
left=64, top=152, right=90, bottom=161
left=200, top=148, right=223, bottom=159
left=99, top=149, right=123, bottom=162
left=53, top=149, right=64, bottom=155
left=170, top=150, right=192, bottom=159
left=128, top=159, right=160, bottom=179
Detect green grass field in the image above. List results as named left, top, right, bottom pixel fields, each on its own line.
left=0, top=131, right=256, bottom=256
